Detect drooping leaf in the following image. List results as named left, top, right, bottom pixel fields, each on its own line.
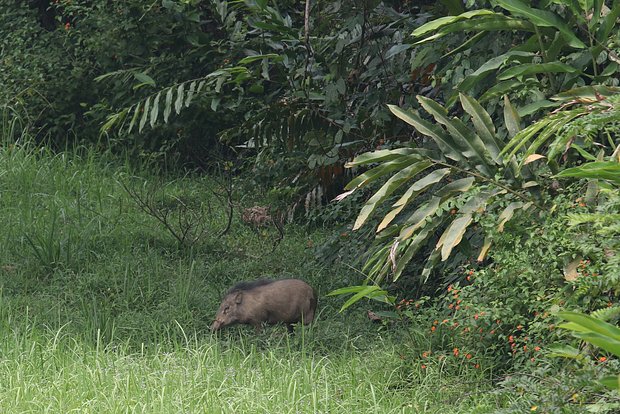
left=497, top=201, right=524, bottom=232
left=418, top=96, right=494, bottom=170
left=557, top=162, right=620, bottom=185
left=388, top=104, right=464, bottom=162
left=175, top=84, right=185, bottom=114
left=150, top=92, right=161, bottom=129
left=345, top=155, right=419, bottom=191
left=497, top=62, right=580, bottom=80
left=436, top=214, right=474, bottom=261
left=345, top=148, right=418, bottom=168
left=495, top=0, right=586, bottom=48
left=164, top=87, right=174, bottom=123
left=354, top=160, right=433, bottom=230
left=458, top=51, right=534, bottom=93
left=133, top=72, right=156, bottom=87
left=459, top=94, right=503, bottom=164
left=185, top=81, right=196, bottom=108
left=127, top=103, right=141, bottom=134
left=378, top=168, right=451, bottom=231
left=412, top=10, right=497, bottom=37
left=477, top=236, right=492, bottom=261
left=394, top=217, right=444, bottom=279
left=237, top=53, right=282, bottom=64
left=558, top=311, right=620, bottom=341
left=139, top=96, right=151, bottom=133
left=503, top=95, right=521, bottom=138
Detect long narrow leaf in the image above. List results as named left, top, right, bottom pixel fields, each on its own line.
left=377, top=168, right=451, bottom=231
left=495, top=0, right=586, bottom=48
left=353, top=160, right=433, bottom=230
left=412, top=10, right=497, bottom=37
left=437, top=214, right=474, bottom=261
left=388, top=104, right=464, bottom=162
left=459, top=94, right=503, bottom=163
left=345, top=156, right=419, bottom=191
left=139, top=96, right=151, bottom=133
left=497, top=62, right=579, bottom=80
left=418, top=97, right=494, bottom=171
left=345, top=148, right=418, bottom=168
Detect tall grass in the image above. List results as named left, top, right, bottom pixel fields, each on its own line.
left=0, top=115, right=511, bottom=412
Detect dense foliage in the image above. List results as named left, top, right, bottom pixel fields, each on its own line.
left=1, top=0, right=620, bottom=411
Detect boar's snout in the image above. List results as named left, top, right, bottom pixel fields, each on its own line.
left=211, top=320, right=222, bottom=331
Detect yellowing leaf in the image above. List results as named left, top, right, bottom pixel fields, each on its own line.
left=436, top=214, right=473, bottom=261
left=563, top=257, right=582, bottom=282
left=477, top=236, right=492, bottom=262
left=524, top=154, right=546, bottom=164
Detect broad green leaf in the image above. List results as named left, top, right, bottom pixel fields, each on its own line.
left=517, top=100, right=557, bottom=117
left=552, top=85, right=620, bottom=101
left=394, top=217, right=444, bottom=279
left=412, top=10, right=497, bottom=37
left=328, top=285, right=373, bottom=296
left=435, top=176, right=476, bottom=197
left=558, top=311, right=620, bottom=341
left=570, top=145, right=598, bottom=162
left=139, top=96, right=150, bottom=133
left=164, top=87, right=173, bottom=123
left=133, top=72, right=156, bottom=86
left=479, top=79, right=521, bottom=102
left=354, top=160, right=433, bottom=230
left=595, top=0, right=620, bottom=44
left=501, top=116, right=551, bottom=157
left=557, top=162, right=620, bottom=185
left=388, top=104, right=464, bottom=162
left=340, top=286, right=384, bottom=312
left=437, top=214, right=474, bottom=261
left=345, top=156, right=419, bottom=190
left=572, top=332, right=620, bottom=357
left=414, top=15, right=534, bottom=46
left=128, top=103, right=141, bottom=134
left=497, top=201, right=524, bottom=232
left=495, top=0, right=586, bottom=48
left=385, top=44, right=412, bottom=59
left=400, top=197, right=442, bottom=240
left=547, top=344, right=581, bottom=358
left=378, top=168, right=451, bottom=231
left=185, top=81, right=196, bottom=108
left=237, top=53, right=281, bottom=64
left=175, top=84, right=184, bottom=114
left=345, top=148, right=418, bottom=167
left=459, top=94, right=502, bottom=163
left=418, top=96, right=494, bottom=169
left=458, top=51, right=535, bottom=93
left=498, top=62, right=580, bottom=80
left=503, top=95, right=521, bottom=138
left=600, top=375, right=620, bottom=390
left=150, top=92, right=161, bottom=129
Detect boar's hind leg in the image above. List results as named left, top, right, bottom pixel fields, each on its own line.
left=286, top=324, right=294, bottom=334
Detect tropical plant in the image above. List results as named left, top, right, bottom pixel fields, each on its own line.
left=334, top=93, right=539, bottom=292
left=556, top=310, right=620, bottom=390
left=502, top=86, right=620, bottom=174
left=411, top=0, right=620, bottom=110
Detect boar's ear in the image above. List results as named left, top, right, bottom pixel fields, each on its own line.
left=234, top=292, right=243, bottom=304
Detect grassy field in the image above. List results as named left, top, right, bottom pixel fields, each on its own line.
left=0, top=136, right=512, bottom=412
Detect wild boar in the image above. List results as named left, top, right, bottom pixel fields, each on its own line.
left=211, top=279, right=317, bottom=333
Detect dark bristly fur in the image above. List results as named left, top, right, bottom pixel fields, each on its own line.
left=212, top=278, right=317, bottom=333
left=227, top=279, right=275, bottom=294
